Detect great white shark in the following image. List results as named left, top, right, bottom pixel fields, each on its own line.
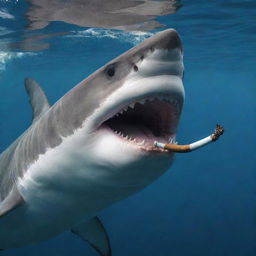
left=0, top=29, right=184, bottom=255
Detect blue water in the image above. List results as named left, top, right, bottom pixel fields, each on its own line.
left=0, top=0, right=256, bottom=255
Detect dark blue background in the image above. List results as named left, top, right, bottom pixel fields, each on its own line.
left=0, top=0, right=255, bottom=255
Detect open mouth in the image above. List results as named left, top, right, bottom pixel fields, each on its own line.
left=100, top=96, right=181, bottom=152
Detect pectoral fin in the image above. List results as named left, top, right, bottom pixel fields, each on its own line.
left=71, top=216, right=111, bottom=256
left=25, top=78, right=50, bottom=123
left=0, top=186, right=24, bottom=218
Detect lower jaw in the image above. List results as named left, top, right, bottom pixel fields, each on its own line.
left=99, top=125, right=175, bottom=154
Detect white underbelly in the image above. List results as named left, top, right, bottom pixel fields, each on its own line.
left=0, top=168, right=146, bottom=249
left=0, top=127, right=172, bottom=249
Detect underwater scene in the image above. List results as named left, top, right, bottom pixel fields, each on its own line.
left=0, top=0, right=255, bottom=255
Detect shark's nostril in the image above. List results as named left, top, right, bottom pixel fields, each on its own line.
left=133, top=65, right=138, bottom=72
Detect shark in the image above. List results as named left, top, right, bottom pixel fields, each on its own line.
left=0, top=29, right=184, bottom=256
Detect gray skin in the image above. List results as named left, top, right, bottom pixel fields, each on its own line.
left=0, top=29, right=184, bottom=255
left=0, top=29, right=182, bottom=202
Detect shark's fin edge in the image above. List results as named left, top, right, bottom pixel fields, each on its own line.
left=0, top=186, right=25, bottom=218
left=25, top=78, right=50, bottom=123
left=71, top=216, right=111, bottom=256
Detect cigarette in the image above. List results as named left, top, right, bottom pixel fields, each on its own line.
left=154, top=124, right=224, bottom=153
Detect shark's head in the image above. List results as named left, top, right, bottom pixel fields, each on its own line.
left=61, top=29, right=184, bottom=190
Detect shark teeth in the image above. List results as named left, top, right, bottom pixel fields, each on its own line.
left=129, top=102, right=135, bottom=109
left=115, top=96, right=180, bottom=116
left=105, top=95, right=179, bottom=150
left=168, top=137, right=177, bottom=144
left=113, top=129, right=176, bottom=147
left=113, top=129, right=138, bottom=142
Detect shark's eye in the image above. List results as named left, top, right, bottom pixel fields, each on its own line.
left=107, top=68, right=115, bottom=77
left=105, top=64, right=116, bottom=77
left=133, top=65, right=138, bottom=72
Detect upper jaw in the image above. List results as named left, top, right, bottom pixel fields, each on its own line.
left=95, top=55, right=184, bottom=132
left=91, top=30, right=184, bottom=152
left=115, top=95, right=181, bottom=116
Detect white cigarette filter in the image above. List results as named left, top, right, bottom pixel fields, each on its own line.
left=154, top=124, right=224, bottom=153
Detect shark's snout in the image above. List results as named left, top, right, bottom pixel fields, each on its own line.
left=149, top=29, right=182, bottom=52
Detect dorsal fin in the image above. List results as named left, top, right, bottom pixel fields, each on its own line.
left=25, top=78, right=50, bottom=123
